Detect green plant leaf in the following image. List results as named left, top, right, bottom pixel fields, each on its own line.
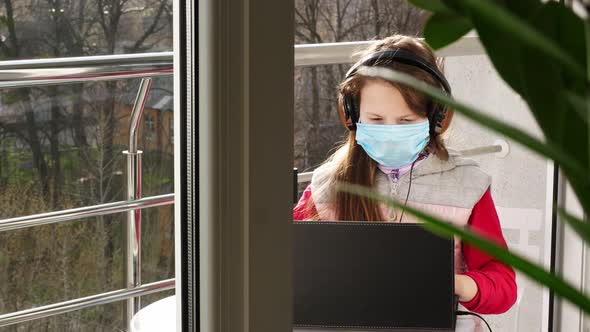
left=562, top=91, right=588, bottom=124
left=459, top=0, right=586, bottom=82
left=357, top=66, right=589, bottom=187
left=558, top=208, right=590, bottom=243
left=337, top=182, right=590, bottom=314
left=423, top=12, right=473, bottom=49
left=456, top=0, right=590, bottom=215
left=442, top=0, right=543, bottom=21
left=516, top=44, right=590, bottom=215
left=408, top=0, right=451, bottom=13
left=447, top=1, right=583, bottom=139
left=519, top=2, right=587, bottom=150
left=530, top=2, right=586, bottom=77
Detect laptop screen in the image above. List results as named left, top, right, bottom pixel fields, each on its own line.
left=293, top=222, right=456, bottom=331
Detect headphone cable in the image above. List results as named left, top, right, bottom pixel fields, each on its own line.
left=456, top=310, right=492, bottom=332
left=398, top=159, right=416, bottom=222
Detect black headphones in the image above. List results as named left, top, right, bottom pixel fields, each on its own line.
left=337, top=48, right=452, bottom=134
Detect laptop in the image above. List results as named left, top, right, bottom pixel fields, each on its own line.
left=292, top=222, right=457, bottom=331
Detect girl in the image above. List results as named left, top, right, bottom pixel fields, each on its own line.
left=293, top=35, right=517, bottom=315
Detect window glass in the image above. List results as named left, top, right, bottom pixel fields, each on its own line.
left=0, top=1, right=174, bottom=329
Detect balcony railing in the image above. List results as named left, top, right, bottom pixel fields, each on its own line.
left=0, top=52, right=174, bottom=329
left=0, top=52, right=173, bottom=88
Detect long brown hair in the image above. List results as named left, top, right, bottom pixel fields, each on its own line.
left=331, top=35, right=452, bottom=221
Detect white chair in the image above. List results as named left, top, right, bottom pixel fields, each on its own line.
left=130, top=295, right=176, bottom=332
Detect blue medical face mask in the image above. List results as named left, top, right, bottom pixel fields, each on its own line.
left=355, top=120, right=430, bottom=168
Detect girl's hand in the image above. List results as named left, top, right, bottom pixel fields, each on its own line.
left=454, top=274, right=478, bottom=302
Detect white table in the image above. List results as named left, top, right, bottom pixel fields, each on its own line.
left=131, top=296, right=483, bottom=332
left=292, top=316, right=482, bottom=332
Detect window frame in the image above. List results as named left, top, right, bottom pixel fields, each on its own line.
left=174, top=0, right=294, bottom=331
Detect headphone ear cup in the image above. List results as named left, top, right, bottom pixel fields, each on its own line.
left=349, top=94, right=359, bottom=125
left=337, top=94, right=350, bottom=129
left=339, top=93, right=356, bottom=130
left=440, top=108, right=453, bottom=133
left=430, top=106, right=453, bottom=134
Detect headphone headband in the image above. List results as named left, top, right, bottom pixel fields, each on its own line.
left=345, top=49, right=451, bottom=93
left=339, top=48, right=452, bottom=133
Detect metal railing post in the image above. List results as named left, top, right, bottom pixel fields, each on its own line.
left=123, top=77, right=153, bottom=328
